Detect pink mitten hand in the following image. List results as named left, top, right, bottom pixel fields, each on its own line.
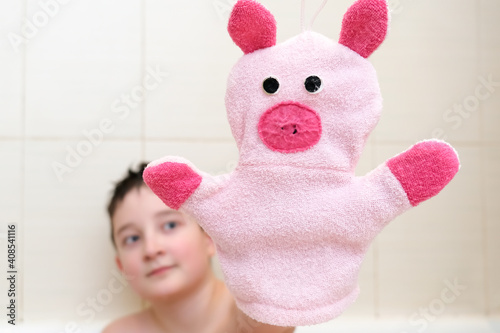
left=143, top=158, right=202, bottom=210
left=387, top=140, right=460, bottom=206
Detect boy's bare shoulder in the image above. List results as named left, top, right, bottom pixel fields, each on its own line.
left=102, top=310, right=154, bottom=333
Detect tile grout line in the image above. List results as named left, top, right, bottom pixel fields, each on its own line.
left=480, top=128, right=489, bottom=317
left=141, top=0, right=147, bottom=311
left=476, top=0, right=489, bottom=317
left=1, top=137, right=499, bottom=146
left=372, top=140, right=380, bottom=318
left=140, top=0, right=147, bottom=162
left=19, top=0, right=27, bottom=323
left=0, top=136, right=237, bottom=143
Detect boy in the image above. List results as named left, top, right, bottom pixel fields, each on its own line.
left=103, top=163, right=295, bottom=333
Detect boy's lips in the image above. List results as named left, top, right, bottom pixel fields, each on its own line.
left=147, top=265, right=174, bottom=277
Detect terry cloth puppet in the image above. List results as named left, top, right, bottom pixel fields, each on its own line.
left=143, top=0, right=460, bottom=326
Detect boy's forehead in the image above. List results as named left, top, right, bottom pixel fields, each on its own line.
left=112, top=187, right=180, bottom=229
left=121, top=186, right=167, bottom=212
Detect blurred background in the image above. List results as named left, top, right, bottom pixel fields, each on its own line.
left=0, top=0, right=499, bottom=332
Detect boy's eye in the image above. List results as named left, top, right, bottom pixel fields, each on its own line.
left=163, top=221, right=177, bottom=230
left=124, top=235, right=139, bottom=245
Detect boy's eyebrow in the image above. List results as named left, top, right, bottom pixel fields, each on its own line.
left=115, top=210, right=178, bottom=236
left=155, top=209, right=179, bottom=218
left=115, top=223, right=135, bottom=237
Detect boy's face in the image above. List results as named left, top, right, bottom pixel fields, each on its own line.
left=112, top=185, right=215, bottom=301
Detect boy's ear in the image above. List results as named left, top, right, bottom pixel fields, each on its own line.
left=203, top=232, right=216, bottom=257
left=115, top=256, right=124, bottom=272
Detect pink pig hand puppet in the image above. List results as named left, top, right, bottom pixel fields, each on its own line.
left=143, top=0, right=460, bottom=326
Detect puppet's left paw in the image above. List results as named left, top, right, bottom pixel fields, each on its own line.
left=387, top=140, right=460, bottom=206
left=143, top=159, right=202, bottom=210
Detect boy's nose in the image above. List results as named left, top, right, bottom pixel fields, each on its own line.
left=143, top=235, right=165, bottom=260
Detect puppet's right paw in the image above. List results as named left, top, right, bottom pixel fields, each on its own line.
left=143, top=158, right=202, bottom=210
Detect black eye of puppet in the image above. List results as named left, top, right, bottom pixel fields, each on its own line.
left=304, top=76, right=322, bottom=93
left=263, top=77, right=280, bottom=94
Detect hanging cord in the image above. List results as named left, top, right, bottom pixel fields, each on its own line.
left=309, top=0, right=329, bottom=30
left=301, top=0, right=330, bottom=31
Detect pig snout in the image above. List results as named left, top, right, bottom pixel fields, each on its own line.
left=257, top=101, right=322, bottom=153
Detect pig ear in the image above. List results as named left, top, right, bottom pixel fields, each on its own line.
left=339, top=0, right=389, bottom=58
left=228, top=0, right=277, bottom=54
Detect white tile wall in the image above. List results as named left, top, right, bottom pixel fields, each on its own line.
left=144, top=0, right=237, bottom=140
left=485, top=146, right=500, bottom=316
left=0, top=141, right=23, bottom=324
left=145, top=141, right=239, bottom=175
left=0, top=141, right=23, bottom=224
left=479, top=0, right=500, bottom=143
left=23, top=140, right=143, bottom=321
left=373, top=0, right=480, bottom=144
left=479, top=5, right=500, bottom=316
left=25, top=0, right=143, bottom=139
left=0, top=0, right=498, bottom=328
left=0, top=1, right=23, bottom=138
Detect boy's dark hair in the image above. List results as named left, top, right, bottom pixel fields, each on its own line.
left=107, top=162, right=149, bottom=248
